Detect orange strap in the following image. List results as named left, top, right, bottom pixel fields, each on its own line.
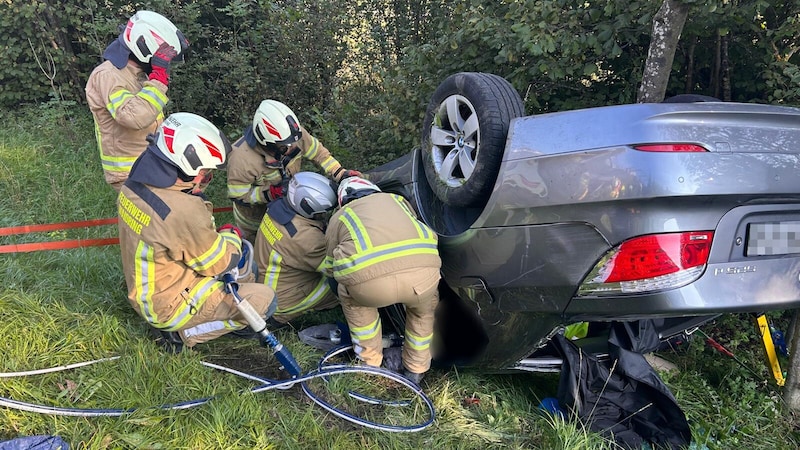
left=0, top=206, right=233, bottom=253
left=0, top=238, right=120, bottom=254
left=0, top=218, right=118, bottom=236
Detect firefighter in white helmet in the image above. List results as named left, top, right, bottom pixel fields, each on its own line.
left=226, top=99, right=362, bottom=242
left=86, top=11, right=189, bottom=192
left=253, top=172, right=340, bottom=328
left=324, top=177, right=441, bottom=384
left=117, top=112, right=276, bottom=352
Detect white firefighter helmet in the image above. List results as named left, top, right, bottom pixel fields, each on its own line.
left=122, top=11, right=187, bottom=64
left=155, top=112, right=229, bottom=176
left=252, top=99, right=303, bottom=147
left=286, top=172, right=337, bottom=219
left=336, top=176, right=380, bottom=207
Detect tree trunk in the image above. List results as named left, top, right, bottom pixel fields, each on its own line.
left=684, top=37, right=696, bottom=94
left=785, top=310, right=800, bottom=411
left=721, top=34, right=731, bottom=101
left=711, top=33, right=721, bottom=99
left=637, top=0, right=689, bottom=103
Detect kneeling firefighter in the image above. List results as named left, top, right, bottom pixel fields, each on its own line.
left=117, top=112, right=277, bottom=352
left=254, top=171, right=340, bottom=327
left=324, top=177, right=442, bottom=384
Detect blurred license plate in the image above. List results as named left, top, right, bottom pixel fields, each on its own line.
left=746, top=221, right=800, bottom=256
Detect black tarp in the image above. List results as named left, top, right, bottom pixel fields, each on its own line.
left=554, top=321, right=692, bottom=449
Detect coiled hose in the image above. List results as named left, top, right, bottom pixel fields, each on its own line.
left=0, top=346, right=435, bottom=432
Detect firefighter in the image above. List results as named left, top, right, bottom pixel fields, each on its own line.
left=85, top=11, right=189, bottom=192
left=324, top=177, right=441, bottom=384
left=226, top=99, right=361, bottom=242
left=117, top=112, right=276, bottom=353
left=253, top=172, right=340, bottom=328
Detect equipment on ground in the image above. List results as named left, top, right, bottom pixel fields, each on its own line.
left=221, top=273, right=302, bottom=377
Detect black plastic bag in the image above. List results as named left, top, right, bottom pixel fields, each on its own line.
left=554, top=321, right=692, bottom=449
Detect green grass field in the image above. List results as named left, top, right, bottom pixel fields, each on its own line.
left=1, top=103, right=798, bottom=449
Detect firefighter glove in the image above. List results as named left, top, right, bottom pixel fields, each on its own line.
left=340, top=169, right=362, bottom=181
left=267, top=184, right=285, bottom=201
left=148, top=42, right=179, bottom=85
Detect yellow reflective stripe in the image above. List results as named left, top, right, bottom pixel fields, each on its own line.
left=332, top=239, right=439, bottom=277
left=133, top=241, right=158, bottom=324
left=183, top=319, right=240, bottom=339
left=391, top=194, right=432, bottom=239
left=161, top=278, right=218, bottom=330
left=138, top=86, right=168, bottom=110
left=228, top=183, right=252, bottom=198
left=333, top=203, right=437, bottom=277
left=319, top=156, right=339, bottom=173
left=260, top=171, right=283, bottom=184
left=303, top=136, right=319, bottom=160
left=263, top=250, right=282, bottom=290
left=107, top=89, right=134, bottom=119
left=93, top=121, right=103, bottom=156
left=94, top=104, right=136, bottom=172
left=350, top=317, right=381, bottom=341
left=186, top=234, right=236, bottom=271
left=322, top=256, right=333, bottom=273
left=405, top=329, right=433, bottom=351
left=246, top=188, right=262, bottom=203
left=234, top=205, right=262, bottom=231
left=101, top=153, right=138, bottom=172
left=277, top=277, right=331, bottom=315
left=338, top=209, right=371, bottom=252
left=219, top=231, right=241, bottom=248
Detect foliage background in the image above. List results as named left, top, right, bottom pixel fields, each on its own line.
left=1, top=0, right=798, bottom=171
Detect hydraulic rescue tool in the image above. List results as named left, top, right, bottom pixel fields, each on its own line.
left=222, top=272, right=302, bottom=377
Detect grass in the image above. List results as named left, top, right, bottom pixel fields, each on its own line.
left=1, top=102, right=799, bottom=449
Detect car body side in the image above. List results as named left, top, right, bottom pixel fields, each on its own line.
left=369, top=100, right=800, bottom=371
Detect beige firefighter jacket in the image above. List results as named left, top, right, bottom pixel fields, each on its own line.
left=254, top=199, right=335, bottom=319
left=324, top=193, right=441, bottom=286
left=85, top=60, right=169, bottom=186
left=117, top=179, right=242, bottom=331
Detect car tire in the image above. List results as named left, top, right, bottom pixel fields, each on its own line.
left=421, top=72, right=525, bottom=207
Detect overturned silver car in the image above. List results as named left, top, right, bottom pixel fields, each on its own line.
left=368, top=72, right=800, bottom=372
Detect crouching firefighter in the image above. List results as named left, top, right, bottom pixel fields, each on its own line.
left=117, top=112, right=277, bottom=353
left=324, top=177, right=442, bottom=384
left=254, top=172, right=341, bottom=327
left=226, top=99, right=361, bottom=242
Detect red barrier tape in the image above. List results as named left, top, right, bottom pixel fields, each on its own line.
left=0, top=206, right=233, bottom=253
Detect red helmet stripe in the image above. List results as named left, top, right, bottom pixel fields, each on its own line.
left=125, top=20, right=134, bottom=42
left=261, top=118, right=282, bottom=138
left=149, top=30, right=165, bottom=46
left=162, top=126, right=176, bottom=153
left=200, top=137, right=223, bottom=162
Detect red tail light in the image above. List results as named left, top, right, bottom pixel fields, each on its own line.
left=633, top=144, right=708, bottom=152
left=605, top=232, right=713, bottom=282
left=578, top=231, right=714, bottom=296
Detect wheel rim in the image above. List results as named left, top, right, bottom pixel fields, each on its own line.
left=429, top=94, right=480, bottom=188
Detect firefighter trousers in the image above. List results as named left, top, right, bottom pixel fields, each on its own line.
left=179, top=280, right=276, bottom=347
left=338, top=267, right=440, bottom=374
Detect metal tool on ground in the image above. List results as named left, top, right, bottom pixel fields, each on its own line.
left=755, top=314, right=786, bottom=386
left=222, top=273, right=302, bottom=377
